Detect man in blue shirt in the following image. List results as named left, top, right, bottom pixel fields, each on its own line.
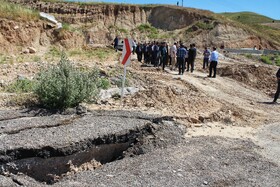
left=208, top=47, right=219, bottom=78
left=177, top=44, right=187, bottom=75
left=203, top=47, right=211, bottom=69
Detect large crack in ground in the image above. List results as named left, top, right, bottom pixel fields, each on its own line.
left=2, top=143, right=130, bottom=184
left=0, top=110, right=185, bottom=185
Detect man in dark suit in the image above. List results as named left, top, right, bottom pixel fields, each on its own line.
left=187, top=43, right=197, bottom=73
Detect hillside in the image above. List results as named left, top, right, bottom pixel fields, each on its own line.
left=0, top=1, right=280, bottom=186
left=220, top=12, right=278, bottom=24
left=1, top=0, right=279, bottom=53
left=220, top=12, right=280, bottom=48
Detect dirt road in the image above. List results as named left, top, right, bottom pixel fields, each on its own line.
left=119, top=55, right=280, bottom=165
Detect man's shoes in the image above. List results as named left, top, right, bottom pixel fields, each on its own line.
left=207, top=75, right=211, bottom=77
left=212, top=76, right=216, bottom=78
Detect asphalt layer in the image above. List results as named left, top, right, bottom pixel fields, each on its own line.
left=54, top=137, right=279, bottom=187
left=0, top=109, right=279, bottom=187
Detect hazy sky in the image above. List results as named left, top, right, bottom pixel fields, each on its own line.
left=71, top=0, right=280, bottom=20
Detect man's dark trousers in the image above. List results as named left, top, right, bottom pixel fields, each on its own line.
left=178, top=57, right=185, bottom=75
left=273, top=81, right=280, bottom=102
left=187, top=59, right=194, bottom=72
left=209, top=61, right=217, bottom=77
left=203, top=58, right=209, bottom=69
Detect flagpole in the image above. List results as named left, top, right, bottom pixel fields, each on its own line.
left=120, top=65, right=127, bottom=107
left=119, top=38, right=132, bottom=108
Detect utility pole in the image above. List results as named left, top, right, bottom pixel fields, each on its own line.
left=182, top=0, right=183, bottom=7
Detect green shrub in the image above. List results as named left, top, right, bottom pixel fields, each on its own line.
left=6, top=79, right=34, bottom=93
left=137, top=24, right=159, bottom=38
left=68, top=47, right=115, bottom=61
left=137, top=24, right=154, bottom=32
left=196, top=21, right=214, bottom=30
left=276, top=56, right=280, bottom=66
left=0, top=54, right=7, bottom=64
left=48, top=47, right=61, bottom=57
left=115, top=77, right=129, bottom=88
left=260, top=55, right=272, bottom=65
left=62, top=23, right=71, bottom=31
left=118, top=28, right=128, bottom=34
left=98, top=78, right=110, bottom=90
left=33, top=55, right=41, bottom=62
left=245, top=54, right=253, bottom=59
left=34, top=53, right=101, bottom=109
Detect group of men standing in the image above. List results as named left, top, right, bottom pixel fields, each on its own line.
left=114, top=36, right=280, bottom=104
left=134, top=41, right=219, bottom=78
left=135, top=41, right=168, bottom=69
left=134, top=41, right=198, bottom=73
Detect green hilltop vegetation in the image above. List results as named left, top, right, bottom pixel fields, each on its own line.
left=220, top=11, right=279, bottom=24
left=221, top=12, right=280, bottom=48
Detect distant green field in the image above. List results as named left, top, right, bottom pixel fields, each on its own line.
left=220, top=12, right=279, bottom=24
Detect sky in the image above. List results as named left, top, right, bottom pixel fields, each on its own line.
left=72, top=0, right=280, bottom=20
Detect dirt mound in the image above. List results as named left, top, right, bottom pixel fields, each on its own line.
left=120, top=65, right=222, bottom=124
left=219, top=64, right=277, bottom=96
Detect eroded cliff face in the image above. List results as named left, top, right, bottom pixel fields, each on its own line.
left=0, top=19, right=45, bottom=52
left=148, top=6, right=212, bottom=31
left=4, top=0, right=280, bottom=50
left=8, top=1, right=216, bottom=30
left=0, top=18, right=84, bottom=53
left=210, top=24, right=274, bottom=49
left=9, top=0, right=150, bottom=28
left=189, top=24, right=276, bottom=49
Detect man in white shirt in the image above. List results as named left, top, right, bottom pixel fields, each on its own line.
left=170, top=42, right=177, bottom=71
left=208, top=47, right=219, bottom=78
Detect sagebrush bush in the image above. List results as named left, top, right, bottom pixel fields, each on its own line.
left=34, top=53, right=101, bottom=109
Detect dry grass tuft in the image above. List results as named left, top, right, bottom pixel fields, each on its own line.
left=0, top=0, right=39, bottom=21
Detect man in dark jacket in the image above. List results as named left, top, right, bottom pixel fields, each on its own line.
left=135, top=42, right=143, bottom=62
left=273, top=68, right=280, bottom=103
left=187, top=43, right=197, bottom=73
left=160, top=42, right=167, bottom=70
left=113, top=36, right=119, bottom=52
